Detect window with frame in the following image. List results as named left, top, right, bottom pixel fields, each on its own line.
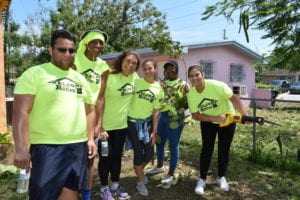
left=230, top=64, right=244, bottom=82
left=200, top=61, right=213, bottom=79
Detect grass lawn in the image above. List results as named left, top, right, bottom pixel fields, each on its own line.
left=1, top=104, right=300, bottom=199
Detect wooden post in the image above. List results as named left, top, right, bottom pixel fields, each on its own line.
left=0, top=1, right=10, bottom=133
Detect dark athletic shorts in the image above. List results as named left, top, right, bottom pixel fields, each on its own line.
left=29, top=142, right=88, bottom=200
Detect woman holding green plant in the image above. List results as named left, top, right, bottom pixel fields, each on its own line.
left=147, top=60, right=189, bottom=185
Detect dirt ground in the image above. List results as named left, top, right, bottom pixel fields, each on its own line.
left=90, top=150, right=269, bottom=200
left=2, top=145, right=271, bottom=200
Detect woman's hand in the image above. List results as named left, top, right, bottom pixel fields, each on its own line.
left=150, top=132, right=156, bottom=146
left=99, top=131, right=109, bottom=140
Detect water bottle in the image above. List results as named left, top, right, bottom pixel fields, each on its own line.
left=16, top=169, right=30, bottom=193
left=101, top=140, right=108, bottom=157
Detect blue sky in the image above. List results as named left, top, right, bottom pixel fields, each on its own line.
left=10, top=0, right=274, bottom=55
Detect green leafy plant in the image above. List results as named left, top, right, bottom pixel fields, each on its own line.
left=159, top=80, right=188, bottom=129
left=256, top=83, right=275, bottom=89
left=0, top=132, right=12, bottom=144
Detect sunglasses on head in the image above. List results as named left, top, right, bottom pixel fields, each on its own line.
left=55, top=47, right=76, bottom=54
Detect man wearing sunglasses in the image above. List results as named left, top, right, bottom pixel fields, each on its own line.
left=74, top=29, right=110, bottom=200
left=12, top=29, right=97, bottom=200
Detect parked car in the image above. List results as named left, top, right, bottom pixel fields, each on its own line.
left=289, top=81, right=300, bottom=94
left=270, top=80, right=290, bottom=93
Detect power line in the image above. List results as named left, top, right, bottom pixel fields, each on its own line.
left=159, top=0, right=201, bottom=12
left=153, top=1, right=255, bottom=43
left=167, top=11, right=200, bottom=21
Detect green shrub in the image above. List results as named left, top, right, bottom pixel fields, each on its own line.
left=256, top=82, right=275, bottom=89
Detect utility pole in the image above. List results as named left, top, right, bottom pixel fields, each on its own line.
left=223, top=29, right=228, bottom=40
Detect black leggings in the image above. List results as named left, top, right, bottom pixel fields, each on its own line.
left=199, top=122, right=236, bottom=180
left=98, top=128, right=127, bottom=186
left=127, top=121, right=154, bottom=166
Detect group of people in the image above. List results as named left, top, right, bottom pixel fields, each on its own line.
left=12, top=28, right=247, bottom=200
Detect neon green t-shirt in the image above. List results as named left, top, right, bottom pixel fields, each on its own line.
left=103, top=72, right=139, bottom=130
left=74, top=53, right=110, bottom=103
left=187, top=79, right=235, bottom=123
left=128, top=78, right=164, bottom=120
left=14, top=63, right=94, bottom=144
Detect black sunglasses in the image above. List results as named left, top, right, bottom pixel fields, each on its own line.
left=54, top=47, right=76, bottom=54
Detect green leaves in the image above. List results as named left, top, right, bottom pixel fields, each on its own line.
left=160, top=80, right=188, bottom=129
left=0, top=132, right=12, bottom=144
left=201, top=0, right=300, bottom=70
left=51, top=0, right=180, bottom=56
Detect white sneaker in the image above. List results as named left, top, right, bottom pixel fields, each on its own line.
left=146, top=166, right=165, bottom=175
left=161, top=174, right=174, bottom=184
left=217, top=176, right=230, bottom=192
left=195, top=179, right=206, bottom=195
left=136, top=182, right=149, bottom=196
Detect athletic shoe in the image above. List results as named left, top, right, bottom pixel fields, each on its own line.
left=161, top=174, right=174, bottom=184
left=143, top=175, right=149, bottom=185
left=111, top=186, right=130, bottom=200
left=146, top=166, right=165, bottom=175
left=100, top=187, right=114, bottom=200
left=194, top=179, right=206, bottom=195
left=136, top=182, right=149, bottom=196
left=217, top=176, right=230, bottom=192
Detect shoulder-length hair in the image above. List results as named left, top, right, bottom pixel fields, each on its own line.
left=111, top=50, right=140, bottom=74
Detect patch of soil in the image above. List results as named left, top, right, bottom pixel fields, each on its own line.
left=0, top=144, right=14, bottom=165
left=1, top=144, right=272, bottom=199
left=90, top=151, right=268, bottom=200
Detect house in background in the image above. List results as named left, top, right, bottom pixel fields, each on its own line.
left=101, top=40, right=261, bottom=99
left=261, top=69, right=300, bottom=84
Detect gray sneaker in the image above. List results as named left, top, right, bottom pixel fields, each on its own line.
left=136, top=182, right=149, bottom=196
left=146, top=166, right=165, bottom=175
left=143, top=175, right=149, bottom=185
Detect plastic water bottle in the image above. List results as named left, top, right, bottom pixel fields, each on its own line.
left=16, top=169, right=30, bottom=193
left=101, top=140, right=108, bottom=157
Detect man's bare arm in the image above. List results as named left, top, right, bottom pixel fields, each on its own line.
left=12, top=94, right=34, bottom=169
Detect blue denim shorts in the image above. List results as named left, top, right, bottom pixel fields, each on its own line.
left=29, top=142, right=88, bottom=200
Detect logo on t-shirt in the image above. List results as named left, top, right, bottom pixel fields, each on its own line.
left=49, top=78, right=82, bottom=94
left=136, top=89, right=155, bottom=103
left=198, top=98, right=217, bottom=112
left=118, top=83, right=134, bottom=96
left=81, top=69, right=101, bottom=84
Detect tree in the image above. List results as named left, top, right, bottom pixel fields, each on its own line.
left=49, top=0, right=182, bottom=56
left=202, top=0, right=300, bottom=70
left=5, top=0, right=183, bottom=72
left=2, top=8, right=32, bottom=83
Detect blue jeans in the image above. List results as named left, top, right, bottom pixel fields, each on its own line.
left=156, top=111, right=184, bottom=172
